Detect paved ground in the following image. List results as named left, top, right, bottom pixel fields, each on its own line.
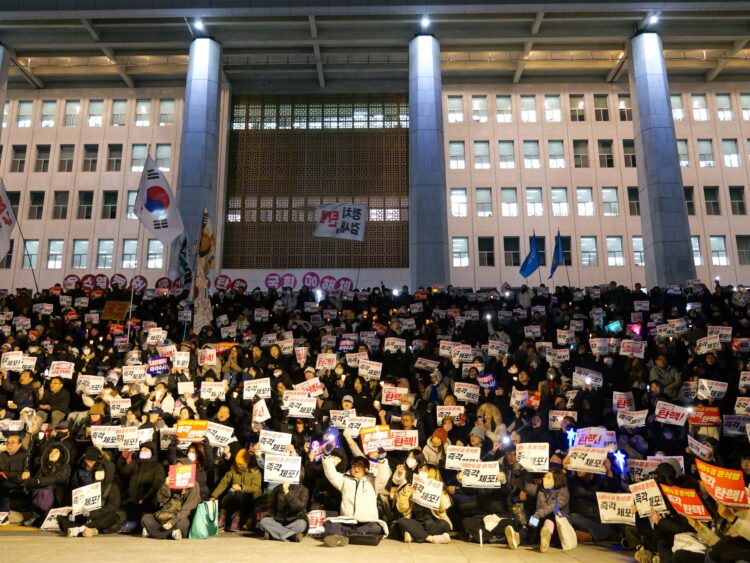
left=1, top=527, right=635, bottom=563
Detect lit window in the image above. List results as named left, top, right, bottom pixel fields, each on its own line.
left=523, top=140, right=540, bottom=169
left=87, top=100, right=103, bottom=127
left=548, top=140, right=565, bottom=168
left=97, top=239, right=114, bottom=269
left=692, top=94, right=708, bottom=121
left=16, top=101, right=32, bottom=128
left=607, top=236, right=624, bottom=266
left=520, top=95, right=536, bottom=123
left=710, top=235, right=728, bottom=266
left=496, top=95, right=512, bottom=123
left=452, top=237, right=469, bottom=267
left=450, top=188, right=467, bottom=217
left=501, top=188, right=518, bottom=217
left=449, top=141, right=465, bottom=169
left=602, top=187, right=619, bottom=216
left=147, top=240, right=164, bottom=269
left=498, top=140, right=515, bottom=169
left=46, top=239, right=64, bottom=269
left=632, top=236, right=644, bottom=267
left=577, top=187, right=594, bottom=216
left=447, top=96, right=463, bottom=123
left=526, top=188, right=543, bottom=217
left=473, top=141, right=490, bottom=169
left=551, top=187, right=568, bottom=217
left=544, top=95, right=561, bottom=122
left=135, top=99, right=151, bottom=126
left=122, top=239, right=138, bottom=269
left=580, top=237, right=598, bottom=266
left=471, top=96, right=488, bottom=123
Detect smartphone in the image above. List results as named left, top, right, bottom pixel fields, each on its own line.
left=529, top=516, right=539, bottom=527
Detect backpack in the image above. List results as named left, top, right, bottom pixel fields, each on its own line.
left=189, top=499, right=219, bottom=539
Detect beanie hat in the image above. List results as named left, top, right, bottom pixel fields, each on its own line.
left=89, top=402, right=106, bottom=417
left=83, top=446, right=104, bottom=462
left=470, top=426, right=486, bottom=441
left=432, top=428, right=448, bottom=445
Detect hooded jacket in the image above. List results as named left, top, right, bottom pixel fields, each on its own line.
left=28, top=441, right=71, bottom=501
left=118, top=441, right=165, bottom=505
left=211, top=451, right=262, bottom=498
left=266, top=482, right=310, bottom=525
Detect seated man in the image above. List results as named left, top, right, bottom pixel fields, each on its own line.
left=141, top=457, right=201, bottom=540
left=258, top=473, right=310, bottom=542
left=321, top=447, right=391, bottom=547
left=0, top=434, right=29, bottom=524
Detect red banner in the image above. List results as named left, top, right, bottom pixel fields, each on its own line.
left=660, top=484, right=712, bottom=521
left=688, top=406, right=721, bottom=426
left=696, top=459, right=750, bottom=508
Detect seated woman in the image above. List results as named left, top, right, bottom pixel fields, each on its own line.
left=59, top=462, right=121, bottom=538
left=391, top=463, right=452, bottom=544
left=210, top=449, right=261, bottom=532
left=23, top=441, right=71, bottom=526
left=140, top=457, right=201, bottom=540
left=258, top=470, right=309, bottom=541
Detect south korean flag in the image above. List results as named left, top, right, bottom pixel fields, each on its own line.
left=135, top=154, right=184, bottom=244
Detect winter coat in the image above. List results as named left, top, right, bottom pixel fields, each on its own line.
left=649, top=364, right=682, bottom=399
left=266, top=483, right=310, bottom=525
left=27, top=441, right=71, bottom=504
left=395, top=483, right=453, bottom=530
left=0, top=447, right=28, bottom=483
left=211, top=465, right=262, bottom=498
left=153, top=481, right=201, bottom=524
left=117, top=442, right=165, bottom=505
left=533, top=486, right=570, bottom=520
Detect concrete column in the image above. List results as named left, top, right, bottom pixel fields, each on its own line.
left=169, top=37, right=222, bottom=277
left=408, top=34, right=449, bottom=290
left=628, top=32, right=696, bottom=287
left=0, top=47, right=9, bottom=117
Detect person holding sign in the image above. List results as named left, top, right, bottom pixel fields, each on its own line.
left=22, top=442, right=72, bottom=524
left=141, top=457, right=201, bottom=540
left=210, top=449, right=261, bottom=532
left=117, top=442, right=165, bottom=534
left=258, top=470, right=310, bottom=541
left=59, top=459, right=122, bottom=537
left=391, top=463, right=452, bottom=544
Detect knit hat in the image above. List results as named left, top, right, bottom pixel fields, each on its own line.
left=83, top=446, right=103, bottom=462
left=470, top=426, right=486, bottom=441
left=89, top=402, right=106, bottom=417
left=431, top=428, right=448, bottom=445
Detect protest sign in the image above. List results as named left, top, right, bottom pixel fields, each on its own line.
left=72, top=482, right=102, bottom=516
left=654, top=401, right=689, bottom=426
left=389, top=430, right=419, bottom=451
left=696, top=335, right=721, bottom=355
left=436, top=405, right=464, bottom=424
left=252, top=399, right=271, bottom=423
left=454, top=382, right=480, bottom=404
left=460, top=461, right=502, bottom=488
left=264, top=454, right=302, bottom=484
left=516, top=442, right=549, bottom=472
left=687, top=434, right=713, bottom=461
left=40, top=507, right=72, bottom=531
left=612, top=391, right=635, bottom=412
left=244, top=378, right=272, bottom=400
left=360, top=425, right=391, bottom=455
left=177, top=381, right=195, bottom=396
left=48, top=361, right=74, bottom=379
left=660, top=484, right=712, bottom=521
left=696, top=458, right=750, bottom=508
left=411, top=473, right=443, bottom=510
left=200, top=381, right=226, bottom=401
left=617, top=410, right=648, bottom=428
left=175, top=420, right=209, bottom=442
left=345, top=416, right=377, bottom=438
left=259, top=429, right=293, bottom=455
left=697, top=378, right=728, bottom=401
left=206, top=422, right=234, bottom=447
left=286, top=396, right=317, bottom=418
left=549, top=410, right=577, bottom=430
left=620, top=340, right=646, bottom=359
left=630, top=479, right=668, bottom=517
left=197, top=348, right=216, bottom=366
left=381, top=385, right=410, bottom=406
left=567, top=446, right=608, bottom=475
left=707, top=325, right=733, bottom=343
left=445, top=446, right=481, bottom=471
left=358, top=359, right=382, bottom=380
left=168, top=464, right=197, bottom=489
left=628, top=459, right=660, bottom=482
left=329, top=409, right=354, bottom=429
left=596, top=492, right=636, bottom=525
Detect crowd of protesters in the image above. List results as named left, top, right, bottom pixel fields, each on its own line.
left=0, top=278, right=749, bottom=562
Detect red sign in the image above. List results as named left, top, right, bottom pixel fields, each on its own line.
left=265, top=272, right=281, bottom=290
left=81, top=274, right=96, bottom=291
left=215, top=274, right=231, bottom=291
left=660, top=484, right=712, bottom=521
left=279, top=273, right=297, bottom=289
left=688, top=406, right=721, bottom=426
left=231, top=278, right=248, bottom=293
left=320, top=275, right=337, bottom=292
left=63, top=274, right=80, bottom=290
left=335, top=277, right=354, bottom=292
left=131, top=276, right=148, bottom=294
left=696, top=458, right=750, bottom=508
left=302, top=272, right=320, bottom=289
left=95, top=274, right=109, bottom=289
left=155, top=277, right=172, bottom=290
left=110, top=273, right=128, bottom=288
left=167, top=464, right=196, bottom=489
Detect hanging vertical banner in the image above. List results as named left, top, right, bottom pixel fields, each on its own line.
left=0, top=178, right=17, bottom=262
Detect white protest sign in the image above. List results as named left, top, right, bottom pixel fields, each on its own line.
left=516, top=442, right=549, bottom=473
left=116, top=426, right=140, bottom=451
left=620, top=340, right=646, bottom=359
left=358, top=359, right=383, bottom=380
left=487, top=340, right=509, bottom=358
left=549, top=410, right=577, bottom=430
left=697, top=378, right=728, bottom=401
left=510, top=388, right=528, bottom=409
left=346, top=352, right=368, bottom=368
left=329, top=409, right=354, bottom=429
left=389, top=430, right=419, bottom=451
left=735, top=397, right=750, bottom=416
left=294, top=377, right=324, bottom=398
left=252, top=399, right=271, bottom=423
left=198, top=348, right=217, bottom=366
left=454, top=382, right=480, bottom=404
left=546, top=348, right=570, bottom=363
left=0, top=351, right=22, bottom=370
left=613, top=391, right=635, bottom=412
left=411, top=473, right=443, bottom=510
left=315, top=353, right=338, bottom=371
left=243, top=378, right=272, bottom=400
left=200, top=381, right=226, bottom=401
left=707, top=325, right=732, bottom=343
left=177, top=381, right=195, bottom=396
left=91, top=426, right=119, bottom=449
left=445, top=446, right=481, bottom=471
left=654, top=401, right=689, bottom=426
left=572, top=367, right=603, bottom=389
left=696, top=335, right=721, bottom=355
left=71, top=482, right=102, bottom=516
left=688, top=434, right=713, bottom=461
left=589, top=338, right=610, bottom=355
left=41, top=506, right=72, bottom=531
left=617, top=409, right=648, bottom=428
left=109, top=398, right=131, bottom=418
left=460, top=461, right=502, bottom=488
left=556, top=329, right=575, bottom=345
left=384, top=337, right=406, bottom=353
left=264, top=454, right=302, bottom=484
left=287, top=396, right=317, bottom=418
left=628, top=459, right=660, bottom=483
left=345, top=416, right=376, bottom=438
left=630, top=479, right=668, bottom=517
left=259, top=430, right=292, bottom=455
left=566, top=446, right=608, bottom=475
left=597, top=492, right=636, bottom=525
left=206, top=422, right=234, bottom=447
left=48, top=361, right=75, bottom=379
left=436, top=405, right=464, bottom=424
left=381, top=385, right=410, bottom=406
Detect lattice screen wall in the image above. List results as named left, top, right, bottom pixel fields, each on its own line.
left=223, top=95, right=409, bottom=269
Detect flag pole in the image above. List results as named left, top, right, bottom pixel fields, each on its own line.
left=182, top=207, right=205, bottom=341
left=125, top=217, right=144, bottom=346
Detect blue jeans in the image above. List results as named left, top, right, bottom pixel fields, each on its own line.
left=568, top=512, right=615, bottom=542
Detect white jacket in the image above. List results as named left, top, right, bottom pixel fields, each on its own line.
left=322, top=456, right=391, bottom=535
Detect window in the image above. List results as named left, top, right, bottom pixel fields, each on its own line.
left=107, top=144, right=122, bottom=172
left=126, top=190, right=138, bottom=219
left=6, top=191, right=19, bottom=217
left=710, top=235, right=728, bottom=266
left=551, top=187, right=569, bottom=217
left=569, top=94, right=585, bottom=121
left=22, top=240, right=38, bottom=269
left=730, top=186, right=746, bottom=215
left=548, top=140, right=565, bottom=168
left=0, top=240, right=13, bottom=268
left=96, top=239, right=114, bottom=269
left=452, top=237, right=469, bottom=267
left=520, top=95, right=536, bottom=123
left=11, top=145, right=26, bottom=173
left=111, top=99, right=127, bottom=126
left=16, top=101, right=32, bottom=128
left=447, top=96, right=463, bottom=123
left=632, top=236, right=644, bottom=267
left=450, top=188, right=467, bottom=217
left=501, top=188, right=518, bottom=217
left=156, top=144, right=172, bottom=171
left=135, top=99, right=151, bottom=126
left=498, top=140, right=515, bottom=169
left=478, top=237, right=495, bottom=267
left=742, top=94, right=750, bottom=121
left=723, top=139, right=740, bottom=167
left=523, top=140, right=540, bottom=168
left=698, top=139, right=718, bottom=167
left=530, top=235, right=546, bottom=265
left=87, top=99, right=103, bottom=127
left=475, top=188, right=492, bottom=217
left=77, top=191, right=93, bottom=220
left=594, top=94, right=609, bottom=121
left=737, top=236, right=750, bottom=265
left=147, top=240, right=164, bottom=269
left=101, top=191, right=118, bottom=219
left=58, top=145, right=74, bottom=172
left=602, top=187, right=619, bottom=216
left=159, top=98, right=175, bottom=126
left=64, top=100, right=80, bottom=126
left=449, top=141, right=465, bottom=169
left=544, top=95, right=561, bottom=122
left=684, top=186, right=695, bottom=215
left=618, top=95, right=632, bottom=121
left=40, top=100, right=56, bottom=127
left=677, top=139, right=689, bottom=167
left=671, top=94, right=684, bottom=121
left=122, top=239, right=138, bottom=269
left=598, top=140, right=614, bottom=167
left=2, top=102, right=7, bottom=128
left=580, top=236, right=598, bottom=266
left=526, top=188, right=543, bottom=217
left=560, top=236, right=573, bottom=265
left=577, top=187, right=594, bottom=216
left=82, top=144, right=98, bottom=172
left=495, top=95, right=512, bottom=123
left=607, top=236, right=624, bottom=266
left=704, top=186, right=721, bottom=215
left=627, top=187, right=640, bottom=216
left=47, top=240, right=64, bottom=269
left=691, top=236, right=702, bottom=266
left=131, top=144, right=147, bottom=172
left=692, top=94, right=708, bottom=121
left=28, top=191, right=44, bottom=220
left=473, top=141, right=490, bottom=169
left=52, top=191, right=68, bottom=220
left=716, top=94, right=733, bottom=121
left=34, top=145, right=50, bottom=172
left=573, top=140, right=589, bottom=168
left=623, top=140, right=636, bottom=167
left=504, top=237, right=520, bottom=266
left=72, top=240, right=89, bottom=269
left=471, top=96, right=488, bottom=123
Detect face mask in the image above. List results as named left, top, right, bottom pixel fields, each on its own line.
left=187, top=452, right=197, bottom=462
left=405, top=458, right=418, bottom=469
left=83, top=348, right=91, bottom=355
left=603, top=357, right=614, bottom=367
left=139, top=450, right=152, bottom=460
left=94, top=470, right=105, bottom=481
left=400, top=404, right=410, bottom=412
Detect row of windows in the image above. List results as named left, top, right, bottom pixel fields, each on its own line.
left=2, top=143, right=171, bottom=174
left=446, top=92, right=750, bottom=125
left=3, top=98, right=175, bottom=129
left=0, top=239, right=164, bottom=271
left=5, top=189, right=138, bottom=221
left=226, top=195, right=408, bottom=223
left=449, top=185, right=748, bottom=219
left=451, top=234, right=747, bottom=269
left=447, top=138, right=750, bottom=171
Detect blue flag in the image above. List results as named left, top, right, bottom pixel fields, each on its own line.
left=549, top=230, right=564, bottom=279
left=520, top=233, right=540, bottom=278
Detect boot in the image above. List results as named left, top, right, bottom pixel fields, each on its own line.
left=229, top=512, right=241, bottom=532
left=218, top=510, right=227, bottom=530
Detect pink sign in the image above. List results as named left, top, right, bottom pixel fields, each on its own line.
left=232, top=278, right=248, bottom=293
left=95, top=274, right=109, bottom=289
left=336, top=277, right=354, bottom=292
left=279, top=273, right=297, bottom=289
left=170, top=277, right=183, bottom=296
left=63, top=274, right=80, bottom=290
left=131, top=275, right=148, bottom=294
left=302, top=272, right=320, bottom=289
left=81, top=275, right=96, bottom=291
left=265, top=272, right=281, bottom=290
left=155, top=277, right=172, bottom=289
left=215, top=274, right=231, bottom=291
left=320, top=276, right=337, bottom=292
left=110, top=273, right=128, bottom=288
